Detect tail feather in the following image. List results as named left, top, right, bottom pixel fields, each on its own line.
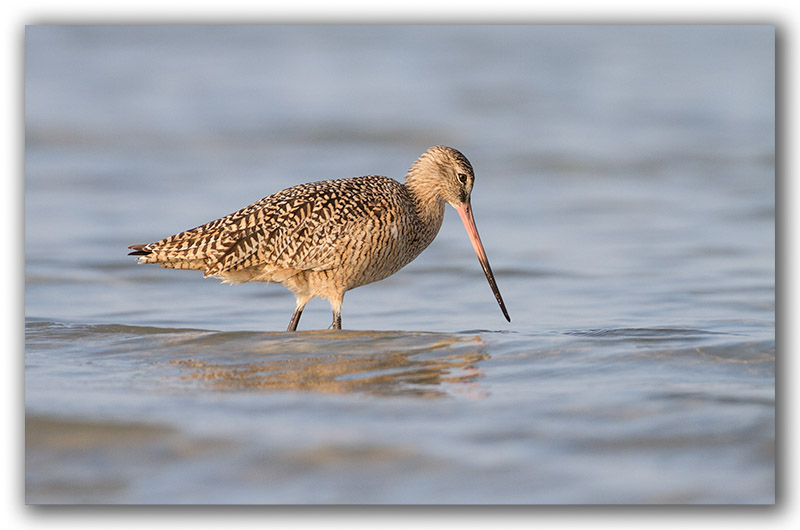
left=128, top=244, right=151, bottom=256
left=128, top=234, right=223, bottom=272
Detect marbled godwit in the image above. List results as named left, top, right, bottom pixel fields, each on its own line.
left=129, top=145, right=510, bottom=330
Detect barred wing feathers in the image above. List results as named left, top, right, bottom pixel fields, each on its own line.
left=129, top=176, right=405, bottom=279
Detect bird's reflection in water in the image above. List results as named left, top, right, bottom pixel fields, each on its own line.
left=168, top=331, right=490, bottom=398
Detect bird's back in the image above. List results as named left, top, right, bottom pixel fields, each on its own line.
left=130, top=175, right=437, bottom=289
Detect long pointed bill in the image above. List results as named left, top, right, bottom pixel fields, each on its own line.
left=455, top=201, right=511, bottom=322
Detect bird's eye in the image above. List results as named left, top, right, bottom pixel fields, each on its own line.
left=457, top=173, right=468, bottom=185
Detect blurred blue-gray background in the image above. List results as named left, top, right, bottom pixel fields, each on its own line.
left=25, top=25, right=774, bottom=503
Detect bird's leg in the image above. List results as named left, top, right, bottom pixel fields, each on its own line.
left=287, top=295, right=311, bottom=332
left=287, top=307, right=304, bottom=332
left=329, top=293, right=343, bottom=330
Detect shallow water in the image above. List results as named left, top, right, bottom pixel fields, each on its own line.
left=25, top=25, right=774, bottom=504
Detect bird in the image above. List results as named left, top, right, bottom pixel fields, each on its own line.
left=129, top=145, right=510, bottom=331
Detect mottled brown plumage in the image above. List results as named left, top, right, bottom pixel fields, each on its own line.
left=129, top=145, right=510, bottom=330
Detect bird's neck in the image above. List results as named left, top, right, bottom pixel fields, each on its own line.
left=404, top=169, right=446, bottom=241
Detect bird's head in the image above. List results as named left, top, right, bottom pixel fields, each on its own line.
left=407, top=145, right=511, bottom=323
